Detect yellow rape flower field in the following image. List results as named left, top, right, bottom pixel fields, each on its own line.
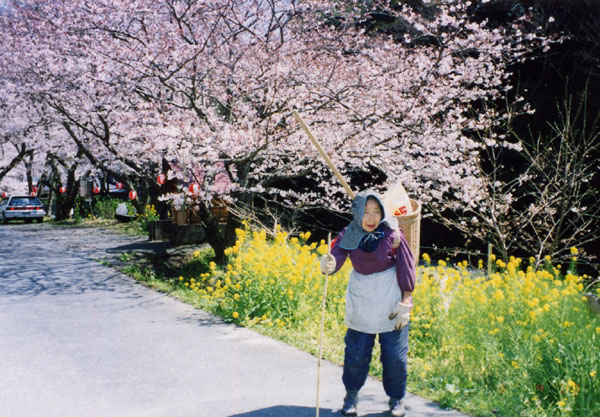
left=134, top=225, right=600, bottom=417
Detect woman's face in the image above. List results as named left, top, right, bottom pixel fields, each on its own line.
left=361, top=198, right=382, bottom=232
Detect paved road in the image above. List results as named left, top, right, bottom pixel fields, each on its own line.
left=0, top=223, right=468, bottom=417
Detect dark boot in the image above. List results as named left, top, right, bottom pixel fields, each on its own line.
left=388, top=397, right=406, bottom=417
left=341, top=389, right=359, bottom=416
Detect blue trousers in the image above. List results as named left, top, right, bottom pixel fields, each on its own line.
left=342, top=325, right=409, bottom=399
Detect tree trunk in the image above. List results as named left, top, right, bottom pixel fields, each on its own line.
left=55, top=166, right=79, bottom=220
left=198, top=203, right=239, bottom=265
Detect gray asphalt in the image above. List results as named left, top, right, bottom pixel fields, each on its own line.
left=0, top=222, right=469, bottom=417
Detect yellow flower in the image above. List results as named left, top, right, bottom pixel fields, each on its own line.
left=232, top=311, right=239, bottom=319
left=544, top=255, right=551, bottom=262
left=567, top=379, right=579, bottom=395
left=422, top=253, right=431, bottom=264
left=570, top=246, right=578, bottom=255
left=590, top=370, right=597, bottom=378
left=317, top=243, right=328, bottom=255
left=193, top=250, right=200, bottom=257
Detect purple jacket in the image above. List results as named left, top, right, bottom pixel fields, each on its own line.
left=330, top=225, right=416, bottom=293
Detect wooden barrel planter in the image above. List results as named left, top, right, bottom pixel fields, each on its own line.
left=172, top=201, right=228, bottom=225
left=173, top=209, right=187, bottom=225
left=172, top=208, right=203, bottom=225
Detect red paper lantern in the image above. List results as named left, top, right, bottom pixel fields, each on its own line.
left=32, top=186, right=38, bottom=194
left=188, top=183, right=200, bottom=195
left=129, top=190, right=137, bottom=200
left=30, top=191, right=36, bottom=196
left=157, top=173, right=166, bottom=185
left=92, top=185, right=100, bottom=194
left=116, top=182, right=123, bottom=190
left=59, top=186, right=67, bottom=194
left=1, top=191, right=7, bottom=198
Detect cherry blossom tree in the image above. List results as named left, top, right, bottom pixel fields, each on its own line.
left=0, top=72, right=95, bottom=218
left=0, top=0, right=554, bottom=263
left=0, top=84, right=35, bottom=193
left=1, top=0, right=168, bottom=216
left=0, top=104, right=61, bottom=203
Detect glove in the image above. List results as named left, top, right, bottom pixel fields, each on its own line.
left=389, top=302, right=411, bottom=330
left=320, top=254, right=336, bottom=275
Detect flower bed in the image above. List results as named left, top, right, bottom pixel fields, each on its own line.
left=167, top=224, right=599, bottom=416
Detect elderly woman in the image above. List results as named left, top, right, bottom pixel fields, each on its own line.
left=320, top=190, right=415, bottom=417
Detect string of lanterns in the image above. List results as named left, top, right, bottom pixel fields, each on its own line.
left=12, top=173, right=185, bottom=203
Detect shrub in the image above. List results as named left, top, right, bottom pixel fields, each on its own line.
left=410, top=255, right=600, bottom=416
left=136, top=204, right=159, bottom=232
left=94, top=197, right=124, bottom=219
left=179, top=225, right=351, bottom=331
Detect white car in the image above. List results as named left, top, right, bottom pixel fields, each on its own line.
left=0, top=195, right=46, bottom=224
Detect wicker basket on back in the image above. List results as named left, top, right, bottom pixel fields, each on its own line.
left=395, top=199, right=421, bottom=266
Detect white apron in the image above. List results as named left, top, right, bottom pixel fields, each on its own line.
left=345, top=266, right=402, bottom=334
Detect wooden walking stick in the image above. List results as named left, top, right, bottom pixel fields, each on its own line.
left=316, top=232, right=332, bottom=417
left=293, top=110, right=355, bottom=200
left=292, top=111, right=348, bottom=415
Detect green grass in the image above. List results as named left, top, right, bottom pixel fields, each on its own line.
left=50, top=216, right=148, bottom=236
